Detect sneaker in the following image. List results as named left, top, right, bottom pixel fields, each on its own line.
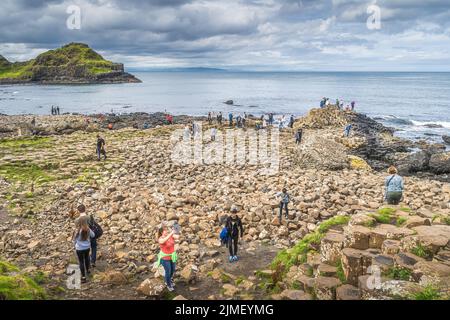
left=233, top=256, right=239, bottom=261
left=166, top=284, right=174, bottom=292
left=229, top=256, right=234, bottom=263
left=81, top=277, right=87, bottom=283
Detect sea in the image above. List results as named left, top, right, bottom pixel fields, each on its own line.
left=0, top=71, right=449, bottom=144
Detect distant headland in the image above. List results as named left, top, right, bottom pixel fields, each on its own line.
left=0, top=43, right=141, bottom=85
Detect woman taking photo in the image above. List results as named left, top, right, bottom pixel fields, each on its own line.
left=156, top=222, right=180, bottom=291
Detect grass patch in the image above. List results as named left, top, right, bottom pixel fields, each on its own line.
left=385, top=267, right=412, bottom=281
left=0, top=136, right=51, bottom=150
left=411, top=284, right=442, bottom=300
left=271, top=215, right=350, bottom=276
left=399, top=207, right=412, bottom=213
left=0, top=259, right=47, bottom=300
left=336, top=260, right=346, bottom=283
left=396, top=217, right=407, bottom=227
left=411, top=244, right=433, bottom=260
left=0, top=163, right=56, bottom=185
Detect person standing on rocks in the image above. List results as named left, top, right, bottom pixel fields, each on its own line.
left=295, top=128, right=303, bottom=145
left=57, top=106, right=60, bottom=115
left=289, top=115, right=295, bottom=128
left=343, top=124, right=353, bottom=137
left=228, top=112, right=233, bottom=127
left=96, top=134, right=107, bottom=161
left=225, top=208, right=244, bottom=263
left=217, top=112, right=223, bottom=125
left=351, top=101, right=356, bottom=111
left=211, top=127, right=217, bottom=141
left=88, top=215, right=103, bottom=268
left=208, top=112, right=212, bottom=125
left=276, top=188, right=290, bottom=222
left=73, top=219, right=95, bottom=283
left=157, top=222, right=180, bottom=291
left=384, top=166, right=404, bottom=205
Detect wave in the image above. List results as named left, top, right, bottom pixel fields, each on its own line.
left=411, top=120, right=450, bottom=129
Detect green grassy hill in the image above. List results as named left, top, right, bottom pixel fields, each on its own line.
left=0, top=43, right=140, bottom=84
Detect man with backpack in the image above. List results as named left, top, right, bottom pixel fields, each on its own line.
left=88, top=215, right=103, bottom=268
left=225, top=208, right=244, bottom=263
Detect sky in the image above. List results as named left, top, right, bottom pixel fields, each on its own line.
left=0, top=0, right=450, bottom=71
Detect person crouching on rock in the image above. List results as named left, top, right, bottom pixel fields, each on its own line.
left=384, top=166, right=404, bottom=205
left=72, top=220, right=95, bottom=283
left=157, top=222, right=180, bottom=291
left=226, top=208, right=244, bottom=263
left=96, top=134, right=107, bottom=161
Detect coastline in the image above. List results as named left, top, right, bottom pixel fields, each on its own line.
left=1, top=106, right=449, bottom=300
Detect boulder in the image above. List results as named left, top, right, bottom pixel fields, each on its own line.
left=336, top=284, right=361, bottom=300
left=348, top=155, right=372, bottom=171
left=180, top=265, right=197, bottom=284
left=344, top=225, right=371, bottom=250
left=443, top=135, right=450, bottom=145
left=381, top=240, right=401, bottom=255
left=396, top=151, right=430, bottom=175
left=313, top=276, right=341, bottom=300
left=296, top=134, right=350, bottom=170
left=341, top=248, right=374, bottom=286
left=137, top=278, right=166, bottom=297
left=279, top=289, right=313, bottom=300
left=320, top=232, right=345, bottom=264
left=429, top=152, right=450, bottom=174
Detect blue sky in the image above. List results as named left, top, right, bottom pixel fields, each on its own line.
left=1, top=0, right=450, bottom=71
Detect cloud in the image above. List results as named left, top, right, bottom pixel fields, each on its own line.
left=0, top=0, right=449, bottom=70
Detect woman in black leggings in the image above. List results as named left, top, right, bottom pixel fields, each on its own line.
left=226, top=208, right=244, bottom=263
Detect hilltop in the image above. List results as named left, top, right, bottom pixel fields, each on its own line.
left=0, top=43, right=141, bottom=84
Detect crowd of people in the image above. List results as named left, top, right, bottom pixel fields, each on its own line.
left=51, top=106, right=61, bottom=115
left=70, top=100, right=408, bottom=293
left=320, top=97, right=356, bottom=112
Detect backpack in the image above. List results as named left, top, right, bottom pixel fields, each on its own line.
left=89, top=220, right=103, bottom=239
left=219, top=227, right=229, bottom=245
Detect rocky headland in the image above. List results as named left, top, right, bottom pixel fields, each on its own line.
left=0, top=107, right=449, bottom=300
left=0, top=43, right=141, bottom=85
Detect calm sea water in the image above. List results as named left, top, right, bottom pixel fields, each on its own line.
left=0, top=71, right=449, bottom=143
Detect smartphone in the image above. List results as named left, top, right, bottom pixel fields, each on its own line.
left=173, top=223, right=181, bottom=234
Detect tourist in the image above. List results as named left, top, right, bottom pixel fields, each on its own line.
left=225, top=208, right=244, bottom=263
left=73, top=219, right=95, bottom=283
left=217, top=112, right=223, bottom=125
left=211, top=127, right=217, bottom=141
left=351, top=101, right=356, bottom=111
left=88, top=215, right=103, bottom=268
left=289, top=115, right=294, bottom=128
left=57, top=106, right=60, bottom=115
left=236, top=114, right=242, bottom=128
left=208, top=112, right=212, bottom=125
left=295, top=128, right=303, bottom=145
left=276, top=188, right=290, bottom=222
left=157, top=222, right=180, bottom=291
left=165, top=113, right=173, bottom=125
left=96, top=134, right=107, bottom=161
left=243, top=112, right=247, bottom=127
left=343, top=124, right=353, bottom=137
left=183, top=125, right=191, bottom=140
left=31, top=117, right=36, bottom=127
left=268, top=113, right=274, bottom=125
left=384, top=166, right=404, bottom=205
left=262, top=116, right=267, bottom=128
left=336, top=99, right=340, bottom=109
left=320, top=98, right=325, bottom=108
left=51, top=106, right=54, bottom=115
left=228, top=112, right=233, bottom=127
left=108, top=123, right=113, bottom=130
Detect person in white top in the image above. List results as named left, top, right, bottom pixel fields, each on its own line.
left=211, top=127, right=217, bottom=141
